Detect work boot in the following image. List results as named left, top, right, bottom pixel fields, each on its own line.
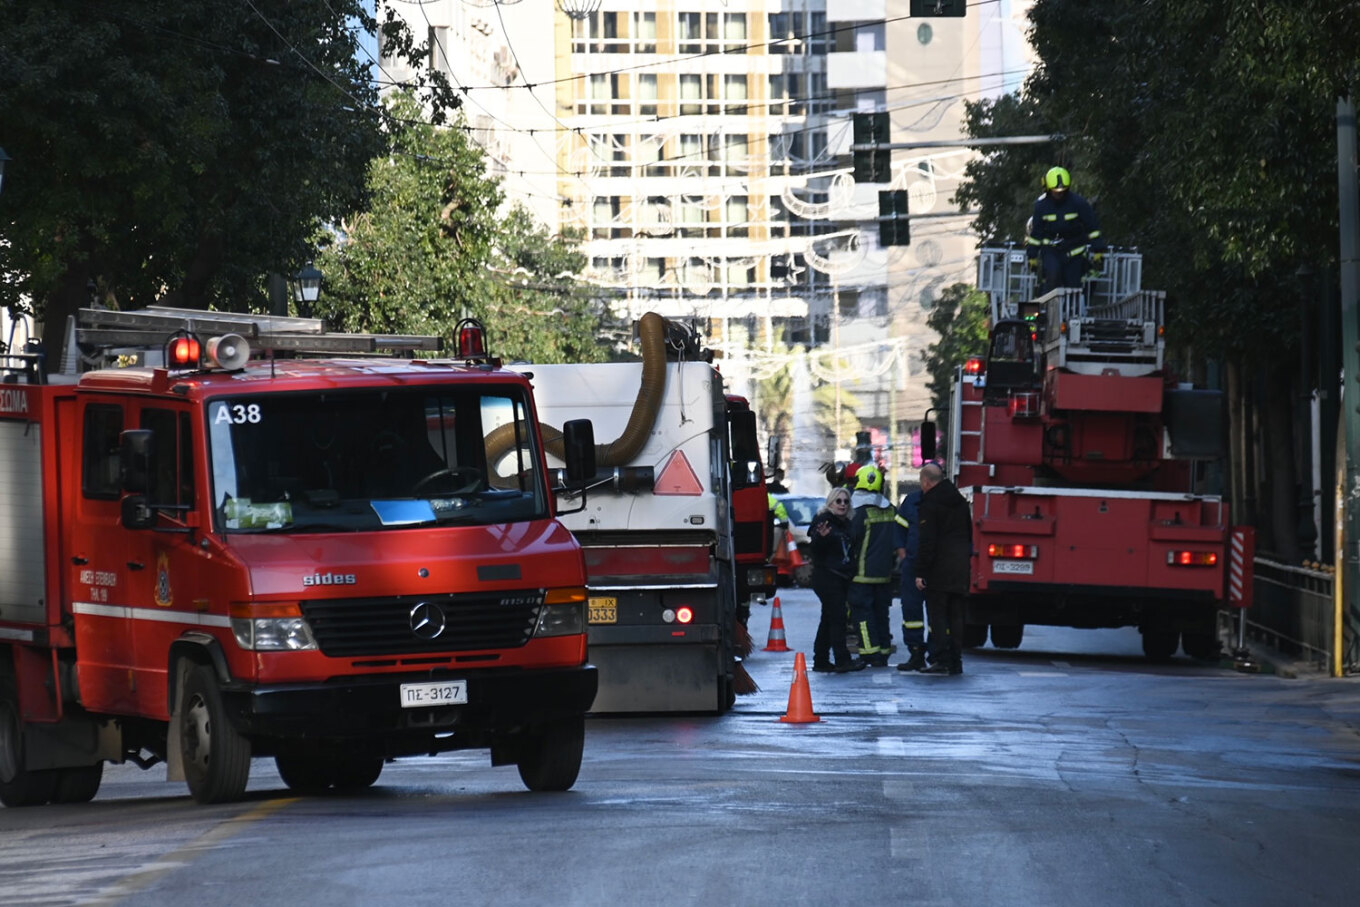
left=919, top=660, right=959, bottom=675
left=896, top=646, right=928, bottom=672
left=812, top=659, right=836, bottom=674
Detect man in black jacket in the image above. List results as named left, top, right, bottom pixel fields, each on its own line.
left=913, top=463, right=972, bottom=675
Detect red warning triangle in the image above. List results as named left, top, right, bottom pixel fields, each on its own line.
left=653, top=449, right=704, bottom=496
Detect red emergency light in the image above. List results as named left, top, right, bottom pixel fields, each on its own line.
left=1168, top=550, right=1218, bottom=567
left=964, top=357, right=985, bottom=376
left=1008, top=392, right=1039, bottom=419
left=988, top=543, right=1037, bottom=559
left=166, top=331, right=202, bottom=368
left=675, top=606, right=694, bottom=624
left=454, top=318, right=488, bottom=359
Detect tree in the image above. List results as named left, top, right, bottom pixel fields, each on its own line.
left=0, top=0, right=455, bottom=350
left=923, top=283, right=990, bottom=416
left=314, top=92, right=607, bottom=363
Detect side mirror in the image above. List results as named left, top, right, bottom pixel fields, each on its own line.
left=120, top=429, right=153, bottom=494
left=120, top=494, right=155, bottom=530
left=919, top=421, right=937, bottom=462
left=562, top=419, right=596, bottom=485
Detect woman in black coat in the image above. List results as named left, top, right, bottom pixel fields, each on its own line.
left=806, top=487, right=866, bottom=673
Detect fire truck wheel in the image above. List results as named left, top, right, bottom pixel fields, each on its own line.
left=515, top=716, right=585, bottom=792
left=179, top=664, right=252, bottom=804
left=1180, top=630, right=1221, bottom=662
left=990, top=624, right=1024, bottom=649
left=1141, top=627, right=1179, bottom=662
left=962, top=624, right=989, bottom=649
left=274, top=748, right=334, bottom=794
left=52, top=763, right=104, bottom=804
left=330, top=755, right=384, bottom=790
left=0, top=679, right=59, bottom=807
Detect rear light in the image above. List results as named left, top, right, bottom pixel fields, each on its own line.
left=1168, top=551, right=1218, bottom=567
left=1008, top=392, right=1039, bottom=419
left=988, top=544, right=1037, bottom=559
left=675, top=606, right=694, bottom=624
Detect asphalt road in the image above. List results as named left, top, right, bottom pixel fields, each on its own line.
left=3, top=587, right=1359, bottom=906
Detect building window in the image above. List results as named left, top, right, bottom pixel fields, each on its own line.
left=637, top=73, right=658, bottom=117
left=634, top=12, right=657, bottom=53
left=726, top=196, right=749, bottom=237
left=679, top=74, right=702, bottom=116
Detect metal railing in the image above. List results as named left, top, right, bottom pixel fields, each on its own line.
left=1244, top=557, right=1356, bottom=675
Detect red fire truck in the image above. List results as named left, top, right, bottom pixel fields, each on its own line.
left=0, top=307, right=598, bottom=807
left=922, top=248, right=1253, bottom=660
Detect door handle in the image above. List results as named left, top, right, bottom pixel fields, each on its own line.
left=72, top=556, right=89, bottom=565
left=127, top=561, right=146, bottom=571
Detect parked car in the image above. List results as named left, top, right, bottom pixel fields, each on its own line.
left=773, top=494, right=822, bottom=587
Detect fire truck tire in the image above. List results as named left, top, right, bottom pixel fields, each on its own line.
left=275, top=747, right=384, bottom=793
left=1, top=699, right=59, bottom=808
left=990, top=624, right=1024, bottom=649
left=52, top=763, right=104, bottom=804
left=1180, top=630, right=1221, bottom=662
left=1141, top=627, right=1179, bottom=662
left=515, top=715, right=585, bottom=792
left=179, top=664, right=252, bottom=804
left=962, top=624, right=989, bottom=649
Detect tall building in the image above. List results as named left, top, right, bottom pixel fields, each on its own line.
left=383, top=0, right=1033, bottom=491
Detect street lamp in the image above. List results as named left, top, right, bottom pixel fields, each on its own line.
left=0, top=147, right=10, bottom=197
left=292, top=262, right=323, bottom=316
left=557, top=0, right=602, bottom=19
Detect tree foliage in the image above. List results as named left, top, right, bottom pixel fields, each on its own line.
left=959, top=0, right=1360, bottom=361
left=314, top=92, right=608, bottom=364
left=0, top=0, right=455, bottom=346
left=923, top=284, right=990, bottom=416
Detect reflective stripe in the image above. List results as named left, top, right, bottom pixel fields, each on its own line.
left=72, top=601, right=232, bottom=628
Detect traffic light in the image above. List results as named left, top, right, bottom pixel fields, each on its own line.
left=878, top=190, right=909, bottom=246
left=852, top=112, right=891, bottom=183
left=910, top=0, right=967, bottom=16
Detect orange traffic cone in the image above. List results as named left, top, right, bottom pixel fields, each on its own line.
left=780, top=652, right=821, bottom=723
left=785, top=532, right=805, bottom=570
left=763, top=596, right=791, bottom=652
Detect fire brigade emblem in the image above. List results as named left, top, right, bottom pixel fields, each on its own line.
left=154, top=551, right=173, bottom=607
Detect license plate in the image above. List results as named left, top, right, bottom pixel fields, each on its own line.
left=993, top=560, right=1034, bottom=575
left=588, top=596, right=617, bottom=624
left=399, top=680, right=468, bottom=708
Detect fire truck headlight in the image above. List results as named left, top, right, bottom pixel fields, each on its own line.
left=231, top=617, right=318, bottom=651
left=534, top=587, right=587, bottom=637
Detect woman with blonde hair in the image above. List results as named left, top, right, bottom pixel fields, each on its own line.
left=807, top=487, right=866, bottom=673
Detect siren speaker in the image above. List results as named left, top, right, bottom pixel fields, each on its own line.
left=206, top=333, right=250, bottom=370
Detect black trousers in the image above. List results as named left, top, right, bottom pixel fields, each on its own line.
left=926, top=589, right=968, bottom=667
left=811, top=570, right=853, bottom=666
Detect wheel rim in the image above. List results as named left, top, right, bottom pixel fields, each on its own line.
left=182, top=693, right=212, bottom=776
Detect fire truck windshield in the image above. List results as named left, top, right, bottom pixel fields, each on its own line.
left=206, top=387, right=547, bottom=532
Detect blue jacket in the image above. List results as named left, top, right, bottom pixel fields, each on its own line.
left=894, top=489, right=923, bottom=561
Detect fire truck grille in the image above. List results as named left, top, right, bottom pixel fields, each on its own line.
left=300, top=593, right=543, bottom=657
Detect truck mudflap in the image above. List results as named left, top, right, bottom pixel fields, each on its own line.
left=588, top=643, right=725, bottom=713
left=217, top=665, right=597, bottom=742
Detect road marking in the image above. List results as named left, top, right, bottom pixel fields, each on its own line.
left=85, top=797, right=298, bottom=905
left=1019, top=671, right=1069, bottom=677
left=875, top=700, right=899, bottom=715
left=877, top=737, right=906, bottom=757
left=872, top=672, right=893, bottom=685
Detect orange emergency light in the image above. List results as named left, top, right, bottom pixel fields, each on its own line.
left=166, top=331, right=202, bottom=368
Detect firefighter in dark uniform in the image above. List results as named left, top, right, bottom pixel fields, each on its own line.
left=893, top=482, right=930, bottom=671
left=1027, top=166, right=1106, bottom=293
left=847, top=465, right=909, bottom=668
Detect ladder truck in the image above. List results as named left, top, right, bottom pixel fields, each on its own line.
left=922, top=248, right=1254, bottom=660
